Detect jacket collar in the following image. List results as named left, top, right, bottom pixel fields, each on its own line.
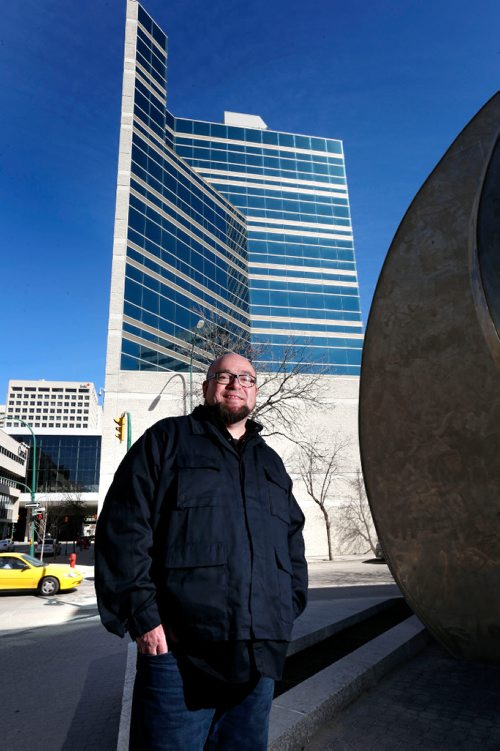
left=190, top=404, right=263, bottom=442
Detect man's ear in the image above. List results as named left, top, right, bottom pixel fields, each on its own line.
left=202, top=380, right=208, bottom=398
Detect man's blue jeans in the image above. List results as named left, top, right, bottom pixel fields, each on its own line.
left=129, top=651, right=275, bottom=750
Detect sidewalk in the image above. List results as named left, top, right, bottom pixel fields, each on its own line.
left=305, top=641, right=500, bottom=750
left=285, top=560, right=500, bottom=751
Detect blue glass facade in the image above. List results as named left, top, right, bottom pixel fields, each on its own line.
left=117, top=3, right=363, bottom=376
left=14, top=435, right=101, bottom=493
left=174, top=119, right=363, bottom=374
left=121, top=5, right=250, bottom=374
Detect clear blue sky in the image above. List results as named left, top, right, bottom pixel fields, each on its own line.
left=1, top=0, right=498, bottom=401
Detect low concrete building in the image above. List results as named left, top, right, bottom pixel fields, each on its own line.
left=0, top=429, right=28, bottom=539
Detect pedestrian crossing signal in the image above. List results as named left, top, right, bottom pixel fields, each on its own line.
left=114, top=414, right=126, bottom=442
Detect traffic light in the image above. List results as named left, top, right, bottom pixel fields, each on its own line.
left=114, top=413, right=126, bottom=442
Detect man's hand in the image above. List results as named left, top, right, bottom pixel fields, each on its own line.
left=136, top=624, right=168, bottom=655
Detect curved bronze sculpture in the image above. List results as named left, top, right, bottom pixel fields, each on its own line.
left=359, top=92, right=500, bottom=663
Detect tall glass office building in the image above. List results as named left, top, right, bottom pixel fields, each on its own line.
left=108, top=0, right=363, bottom=382
left=117, top=3, right=250, bottom=376
left=174, top=115, right=362, bottom=373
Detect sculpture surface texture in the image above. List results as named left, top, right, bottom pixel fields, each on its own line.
left=359, top=92, right=500, bottom=663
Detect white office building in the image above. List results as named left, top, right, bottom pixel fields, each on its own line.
left=4, top=381, right=101, bottom=430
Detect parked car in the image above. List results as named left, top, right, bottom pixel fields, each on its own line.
left=0, top=552, right=83, bottom=595
left=375, top=540, right=385, bottom=560
left=35, top=538, right=62, bottom=557
left=0, top=539, right=15, bottom=552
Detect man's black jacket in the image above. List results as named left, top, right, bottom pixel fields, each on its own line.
left=95, top=407, right=308, bottom=646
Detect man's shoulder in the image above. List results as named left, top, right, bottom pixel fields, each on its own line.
left=254, top=434, right=288, bottom=469
left=147, top=413, right=191, bottom=437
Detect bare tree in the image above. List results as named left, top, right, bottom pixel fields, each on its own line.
left=252, top=345, right=328, bottom=442
left=296, top=434, right=350, bottom=560
left=44, top=493, right=87, bottom=541
left=336, top=470, right=378, bottom=556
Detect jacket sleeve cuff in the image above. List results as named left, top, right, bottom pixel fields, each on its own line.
left=128, top=601, right=162, bottom=639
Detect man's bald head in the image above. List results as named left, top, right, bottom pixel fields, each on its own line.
left=203, top=353, right=258, bottom=426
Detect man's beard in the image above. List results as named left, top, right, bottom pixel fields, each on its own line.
left=211, top=402, right=251, bottom=425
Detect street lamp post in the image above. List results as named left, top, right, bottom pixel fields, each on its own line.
left=189, top=319, right=205, bottom=411
left=5, top=417, right=37, bottom=556
left=149, top=373, right=187, bottom=415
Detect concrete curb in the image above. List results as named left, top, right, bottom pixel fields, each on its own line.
left=288, top=595, right=399, bottom=657
left=268, top=615, right=429, bottom=750
left=118, top=642, right=137, bottom=751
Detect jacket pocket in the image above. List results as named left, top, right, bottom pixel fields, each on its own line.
left=165, top=542, right=226, bottom=568
left=164, top=543, right=228, bottom=628
left=275, top=547, right=294, bottom=625
left=176, top=463, right=221, bottom=507
left=265, top=467, right=290, bottom=523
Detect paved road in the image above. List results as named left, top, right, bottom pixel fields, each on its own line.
left=0, top=543, right=128, bottom=750
left=0, top=542, right=97, bottom=631
left=0, top=617, right=128, bottom=751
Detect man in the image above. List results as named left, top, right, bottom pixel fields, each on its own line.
left=95, top=353, right=307, bottom=750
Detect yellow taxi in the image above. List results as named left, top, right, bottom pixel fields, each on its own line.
left=0, top=552, right=83, bottom=595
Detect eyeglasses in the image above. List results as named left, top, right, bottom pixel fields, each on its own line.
left=207, top=371, right=257, bottom=388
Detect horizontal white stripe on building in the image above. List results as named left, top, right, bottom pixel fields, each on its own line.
left=248, top=216, right=352, bottom=233
left=247, top=225, right=353, bottom=241
left=194, top=177, right=348, bottom=200
left=250, top=314, right=363, bottom=328
left=249, top=274, right=358, bottom=288
left=251, top=328, right=364, bottom=340
left=175, top=131, right=344, bottom=160
left=194, top=168, right=348, bottom=192
left=250, top=262, right=357, bottom=277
